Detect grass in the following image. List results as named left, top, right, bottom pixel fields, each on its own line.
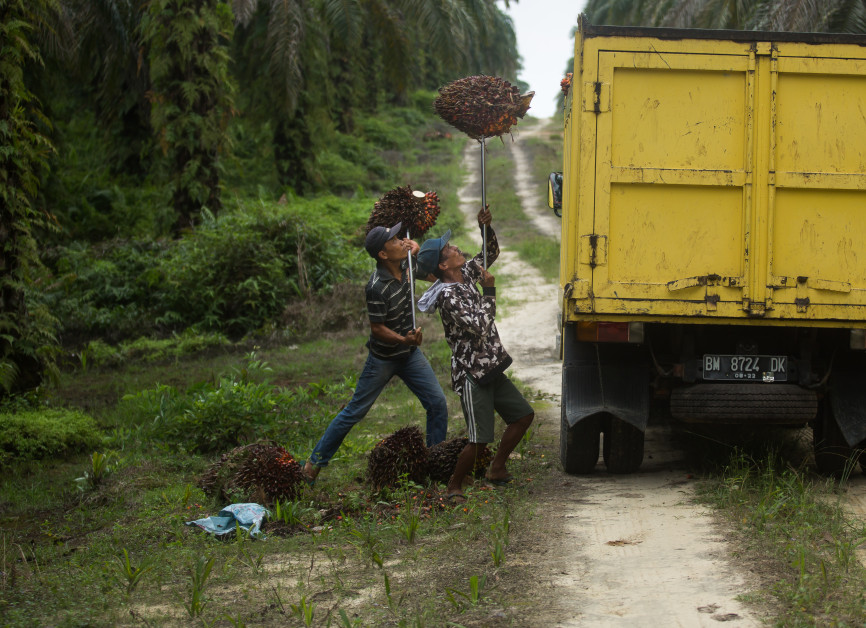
left=696, top=440, right=866, bottom=626
left=475, top=128, right=562, bottom=284
left=0, top=134, right=556, bottom=623
left=0, top=327, right=551, bottom=625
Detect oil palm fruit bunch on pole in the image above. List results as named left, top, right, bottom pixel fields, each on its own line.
left=366, top=185, right=440, bottom=326
left=366, top=185, right=441, bottom=238
left=199, top=441, right=306, bottom=504
left=366, top=426, right=429, bottom=489
left=433, top=75, right=534, bottom=141
left=433, top=76, right=534, bottom=267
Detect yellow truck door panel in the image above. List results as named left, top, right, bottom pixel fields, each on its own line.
left=565, top=31, right=866, bottom=324
left=770, top=57, right=866, bottom=316
left=591, top=51, right=751, bottom=316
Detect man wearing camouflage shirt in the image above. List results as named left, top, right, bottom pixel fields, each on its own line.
left=417, top=207, right=534, bottom=504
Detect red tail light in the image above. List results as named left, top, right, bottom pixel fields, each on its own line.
left=577, top=322, right=644, bottom=343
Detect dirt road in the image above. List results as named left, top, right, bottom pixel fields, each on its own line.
left=455, top=122, right=763, bottom=627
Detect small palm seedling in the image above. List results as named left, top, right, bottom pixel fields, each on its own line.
left=489, top=510, right=510, bottom=567
left=273, top=499, right=315, bottom=526
left=236, top=544, right=265, bottom=576
left=348, top=518, right=386, bottom=568
left=290, top=595, right=314, bottom=627
left=398, top=507, right=420, bottom=545
left=116, top=548, right=153, bottom=596
left=75, top=451, right=114, bottom=491
left=445, top=574, right=487, bottom=611
left=184, top=555, right=215, bottom=618
left=397, top=479, right=424, bottom=544
left=337, top=609, right=362, bottom=627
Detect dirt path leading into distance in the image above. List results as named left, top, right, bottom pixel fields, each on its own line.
left=455, top=122, right=763, bottom=627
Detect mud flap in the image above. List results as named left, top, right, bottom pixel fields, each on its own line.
left=562, top=324, right=650, bottom=432
left=828, top=353, right=866, bottom=447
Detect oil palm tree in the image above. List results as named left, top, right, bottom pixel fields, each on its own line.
left=230, top=0, right=520, bottom=190
left=143, top=0, right=236, bottom=232
left=585, top=0, right=866, bottom=32
left=0, top=0, right=61, bottom=394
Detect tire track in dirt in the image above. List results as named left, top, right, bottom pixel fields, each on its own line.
left=454, top=128, right=763, bottom=627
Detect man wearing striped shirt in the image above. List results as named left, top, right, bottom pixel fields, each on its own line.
left=303, top=222, right=448, bottom=484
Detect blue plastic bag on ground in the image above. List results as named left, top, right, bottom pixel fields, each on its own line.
left=186, top=503, right=270, bottom=539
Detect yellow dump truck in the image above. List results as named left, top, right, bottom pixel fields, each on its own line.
left=552, top=16, right=866, bottom=474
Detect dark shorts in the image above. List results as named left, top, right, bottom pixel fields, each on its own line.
left=459, top=372, right=533, bottom=444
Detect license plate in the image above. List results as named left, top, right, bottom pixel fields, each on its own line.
left=702, top=354, right=788, bottom=382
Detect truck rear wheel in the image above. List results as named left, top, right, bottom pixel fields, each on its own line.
left=813, top=398, right=860, bottom=477
left=560, top=407, right=601, bottom=474
left=602, top=415, right=645, bottom=474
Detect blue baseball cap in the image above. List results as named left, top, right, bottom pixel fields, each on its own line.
left=416, top=229, right=451, bottom=276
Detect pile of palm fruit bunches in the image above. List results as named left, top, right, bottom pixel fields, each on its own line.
left=366, top=185, right=440, bottom=238
left=367, top=428, right=494, bottom=489
left=198, top=431, right=495, bottom=501
left=433, top=75, right=534, bottom=140
left=199, top=441, right=306, bottom=504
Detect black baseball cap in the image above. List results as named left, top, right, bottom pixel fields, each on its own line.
left=364, top=222, right=403, bottom=258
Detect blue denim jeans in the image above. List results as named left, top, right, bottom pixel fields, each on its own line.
left=308, top=348, right=448, bottom=467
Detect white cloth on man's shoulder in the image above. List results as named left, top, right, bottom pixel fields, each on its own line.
left=418, top=280, right=445, bottom=313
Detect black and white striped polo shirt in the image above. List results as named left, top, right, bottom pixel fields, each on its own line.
left=365, top=265, right=414, bottom=359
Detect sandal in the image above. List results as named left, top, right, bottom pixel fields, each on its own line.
left=485, top=474, right=513, bottom=486
left=445, top=493, right=467, bottom=505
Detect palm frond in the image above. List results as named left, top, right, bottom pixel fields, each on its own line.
left=232, top=0, right=260, bottom=25
left=266, top=0, right=306, bottom=113
left=320, top=0, right=363, bottom=45
left=364, top=0, right=413, bottom=94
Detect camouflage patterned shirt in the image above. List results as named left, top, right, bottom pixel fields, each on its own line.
left=433, top=228, right=512, bottom=396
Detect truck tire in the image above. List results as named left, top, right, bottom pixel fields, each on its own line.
left=813, top=399, right=860, bottom=477
left=670, top=384, right=817, bottom=424
left=560, top=407, right=601, bottom=474
left=602, top=415, right=645, bottom=474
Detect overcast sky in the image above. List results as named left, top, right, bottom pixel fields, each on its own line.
left=502, top=1, right=587, bottom=119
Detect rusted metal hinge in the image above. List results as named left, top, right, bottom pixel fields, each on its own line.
left=584, top=82, right=610, bottom=113
left=580, top=234, right=607, bottom=268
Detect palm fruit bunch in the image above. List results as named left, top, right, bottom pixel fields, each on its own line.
left=199, top=441, right=306, bottom=505
left=426, top=437, right=494, bottom=483
left=472, top=443, right=493, bottom=478
left=561, top=72, right=573, bottom=96
left=433, top=75, right=535, bottom=140
left=366, top=426, right=429, bottom=489
left=427, top=437, right=469, bottom=483
left=366, top=185, right=440, bottom=238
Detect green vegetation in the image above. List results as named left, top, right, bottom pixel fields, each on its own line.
left=479, top=133, right=561, bottom=283
left=584, top=0, right=866, bottom=31
left=700, top=449, right=866, bottom=625
left=0, top=326, right=552, bottom=626
left=0, top=0, right=59, bottom=394
left=0, top=407, right=101, bottom=467
left=143, top=0, right=237, bottom=232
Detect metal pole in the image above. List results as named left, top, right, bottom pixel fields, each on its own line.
left=481, top=137, right=487, bottom=269
left=406, top=228, right=417, bottom=329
